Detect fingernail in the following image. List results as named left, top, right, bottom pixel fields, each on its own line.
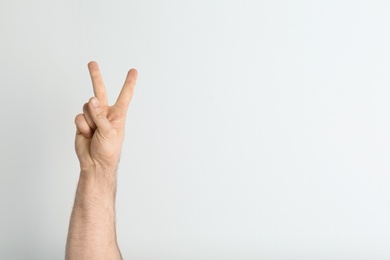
left=92, top=97, right=100, bottom=108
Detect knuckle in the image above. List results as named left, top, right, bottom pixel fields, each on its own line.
left=74, top=114, right=84, bottom=124
left=83, top=103, right=89, bottom=112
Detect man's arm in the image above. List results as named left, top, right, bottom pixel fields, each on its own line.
left=66, top=61, right=138, bottom=260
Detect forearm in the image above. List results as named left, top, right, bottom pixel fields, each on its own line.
left=66, top=167, right=122, bottom=260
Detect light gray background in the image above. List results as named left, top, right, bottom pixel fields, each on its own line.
left=1, top=0, right=390, bottom=259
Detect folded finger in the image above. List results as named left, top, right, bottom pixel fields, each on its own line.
left=83, top=103, right=97, bottom=130
left=75, top=113, right=93, bottom=138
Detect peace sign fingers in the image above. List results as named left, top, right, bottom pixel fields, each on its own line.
left=88, top=61, right=108, bottom=106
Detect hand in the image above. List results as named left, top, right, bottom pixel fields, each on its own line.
left=74, top=61, right=138, bottom=172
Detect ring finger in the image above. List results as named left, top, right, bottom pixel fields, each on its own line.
left=83, top=102, right=97, bottom=130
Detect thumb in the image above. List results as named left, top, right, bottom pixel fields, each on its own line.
left=88, top=97, right=112, bottom=135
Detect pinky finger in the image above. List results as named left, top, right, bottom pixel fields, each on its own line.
left=75, top=114, right=93, bottom=138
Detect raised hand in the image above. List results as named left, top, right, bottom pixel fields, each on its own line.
left=67, top=61, right=137, bottom=260
left=74, top=61, right=138, bottom=172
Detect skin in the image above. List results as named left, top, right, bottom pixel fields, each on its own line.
left=65, top=61, right=138, bottom=260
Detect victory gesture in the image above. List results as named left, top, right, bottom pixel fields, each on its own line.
left=67, top=62, right=138, bottom=260
left=74, top=61, right=138, bottom=172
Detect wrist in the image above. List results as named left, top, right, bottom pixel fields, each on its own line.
left=77, top=166, right=118, bottom=199
left=79, top=161, right=118, bottom=179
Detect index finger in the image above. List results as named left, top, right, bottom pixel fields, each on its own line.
left=115, top=68, right=138, bottom=111
left=88, top=61, right=108, bottom=106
